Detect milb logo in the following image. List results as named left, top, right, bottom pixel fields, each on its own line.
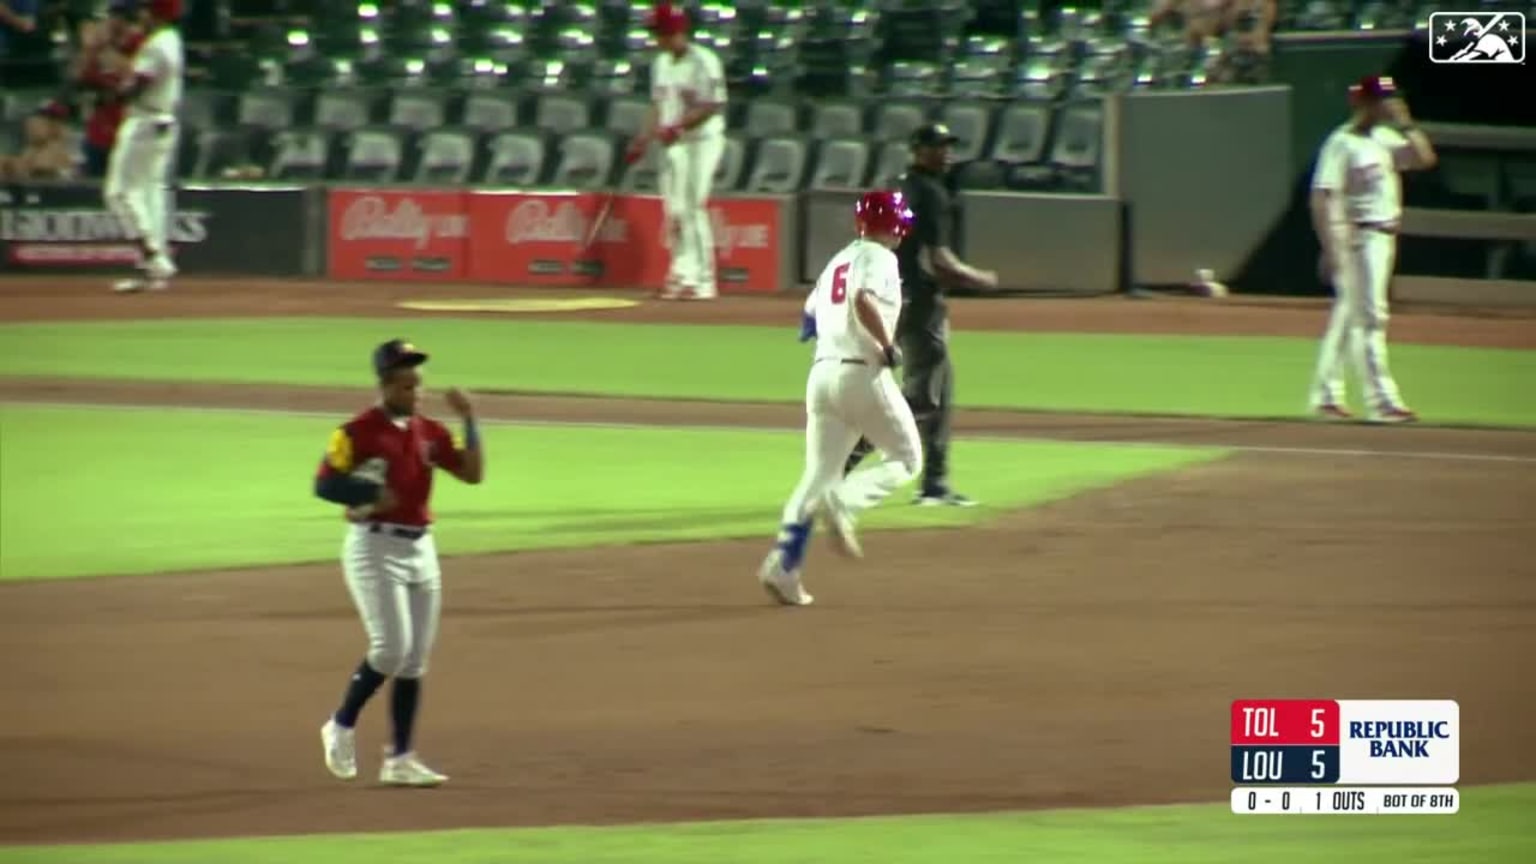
left=1428, top=12, right=1526, bottom=63
left=1349, top=720, right=1453, bottom=757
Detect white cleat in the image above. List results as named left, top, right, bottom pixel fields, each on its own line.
left=819, top=492, right=863, bottom=559
left=320, top=718, right=357, bottom=780
left=111, top=277, right=169, bottom=294
left=380, top=749, right=448, bottom=787
left=758, top=549, right=814, bottom=607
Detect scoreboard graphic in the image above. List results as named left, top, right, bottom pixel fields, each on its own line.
left=1230, top=699, right=1460, bottom=814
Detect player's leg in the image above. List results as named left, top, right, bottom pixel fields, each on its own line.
left=835, top=370, right=915, bottom=525
left=900, top=332, right=969, bottom=505
left=1309, top=273, right=1354, bottom=416
left=776, top=413, right=860, bottom=565
left=380, top=536, right=447, bottom=786
left=1354, top=232, right=1411, bottom=420
left=323, top=527, right=414, bottom=780
left=103, top=119, right=151, bottom=292
left=683, top=135, right=725, bottom=299
left=659, top=145, right=694, bottom=297
left=139, top=122, right=180, bottom=284
left=761, top=367, right=859, bottom=605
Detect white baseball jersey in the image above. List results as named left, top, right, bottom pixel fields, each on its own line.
left=128, top=26, right=184, bottom=120
left=806, top=239, right=903, bottom=365
left=1312, top=124, right=1412, bottom=223
left=650, top=43, right=727, bottom=139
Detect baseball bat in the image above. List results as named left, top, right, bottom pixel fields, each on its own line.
left=583, top=144, right=646, bottom=250
left=582, top=189, right=616, bottom=250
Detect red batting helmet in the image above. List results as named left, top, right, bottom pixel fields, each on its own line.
left=649, top=3, right=689, bottom=36
left=854, top=190, right=915, bottom=239
left=148, top=0, right=183, bottom=21
left=1348, top=75, right=1398, bottom=105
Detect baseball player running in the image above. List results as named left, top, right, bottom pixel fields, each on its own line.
left=627, top=2, right=727, bottom=301
left=758, top=191, right=924, bottom=607
left=845, top=124, right=999, bottom=505
left=316, top=340, right=485, bottom=787
left=1308, top=75, right=1437, bottom=423
left=106, top=0, right=183, bottom=294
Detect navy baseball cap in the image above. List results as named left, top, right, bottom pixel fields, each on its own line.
left=910, top=123, right=960, bottom=148
left=373, top=339, right=429, bottom=376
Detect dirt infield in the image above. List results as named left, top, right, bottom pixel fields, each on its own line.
left=2, top=277, right=1534, bottom=845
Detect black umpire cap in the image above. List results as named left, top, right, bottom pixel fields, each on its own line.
left=373, top=339, right=429, bottom=377
left=910, top=123, right=960, bottom=149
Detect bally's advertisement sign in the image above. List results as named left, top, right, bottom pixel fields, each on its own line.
left=327, top=188, right=471, bottom=281
left=325, top=186, right=785, bottom=294
left=0, top=182, right=313, bottom=275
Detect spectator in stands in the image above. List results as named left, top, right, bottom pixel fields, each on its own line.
left=1150, top=0, right=1276, bottom=83
left=0, top=0, right=40, bottom=55
left=72, top=2, right=144, bottom=178
left=0, top=103, right=75, bottom=181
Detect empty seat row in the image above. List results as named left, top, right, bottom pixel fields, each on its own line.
left=180, top=99, right=1103, bottom=194
left=220, top=87, right=1084, bottom=161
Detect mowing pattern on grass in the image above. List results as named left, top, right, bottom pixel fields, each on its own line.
left=2, top=279, right=1533, bottom=859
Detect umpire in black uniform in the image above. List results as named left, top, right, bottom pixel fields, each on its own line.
left=844, top=123, right=999, bottom=506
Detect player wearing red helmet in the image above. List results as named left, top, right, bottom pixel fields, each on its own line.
left=843, top=124, right=999, bottom=507
left=626, top=3, right=728, bottom=300
left=1307, top=75, right=1437, bottom=423
left=758, top=190, right=923, bottom=607
left=105, top=0, right=184, bottom=293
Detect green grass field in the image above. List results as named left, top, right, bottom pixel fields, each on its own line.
left=3, top=316, right=1530, bottom=860
left=3, top=784, right=1530, bottom=864
left=2, top=318, right=1533, bottom=425
left=0, top=404, right=1223, bottom=580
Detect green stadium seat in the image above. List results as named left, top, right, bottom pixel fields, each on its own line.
left=482, top=130, right=548, bottom=185
left=413, top=128, right=480, bottom=184
left=341, top=127, right=406, bottom=182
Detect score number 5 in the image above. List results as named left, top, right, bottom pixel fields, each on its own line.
left=1311, top=707, right=1328, bottom=780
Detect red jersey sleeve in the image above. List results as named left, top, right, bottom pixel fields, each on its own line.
left=430, top=420, right=464, bottom=473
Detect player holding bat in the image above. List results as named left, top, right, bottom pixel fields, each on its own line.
left=624, top=2, right=727, bottom=301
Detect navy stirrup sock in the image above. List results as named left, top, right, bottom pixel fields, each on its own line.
left=334, top=659, right=387, bottom=728
left=391, top=677, right=422, bottom=756
left=775, top=520, right=814, bottom=570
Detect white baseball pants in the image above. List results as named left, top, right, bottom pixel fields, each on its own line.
left=1311, top=227, right=1406, bottom=412
left=342, top=524, right=442, bottom=680
left=103, top=115, right=178, bottom=275
left=781, top=360, right=924, bottom=525
left=660, top=133, right=724, bottom=293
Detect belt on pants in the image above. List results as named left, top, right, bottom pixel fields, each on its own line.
left=814, top=357, right=868, bottom=366
left=367, top=522, right=428, bottom=541
left=1355, top=221, right=1399, bottom=235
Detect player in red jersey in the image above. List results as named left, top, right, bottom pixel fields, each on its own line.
left=74, top=2, right=144, bottom=178
left=314, top=339, right=485, bottom=787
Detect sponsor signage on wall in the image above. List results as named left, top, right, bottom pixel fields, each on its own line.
left=326, top=187, right=783, bottom=293
left=0, top=183, right=312, bottom=275
left=327, top=189, right=471, bottom=280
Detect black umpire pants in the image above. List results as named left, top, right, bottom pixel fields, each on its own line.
left=844, top=328, right=953, bottom=493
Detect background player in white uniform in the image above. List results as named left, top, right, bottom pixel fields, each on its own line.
left=1308, top=75, right=1437, bottom=423
left=107, top=0, right=182, bottom=294
left=627, top=2, right=727, bottom=301
left=759, top=191, right=924, bottom=607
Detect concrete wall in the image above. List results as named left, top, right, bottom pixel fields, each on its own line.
left=1112, top=86, right=1293, bottom=288
left=800, top=190, right=1123, bottom=295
